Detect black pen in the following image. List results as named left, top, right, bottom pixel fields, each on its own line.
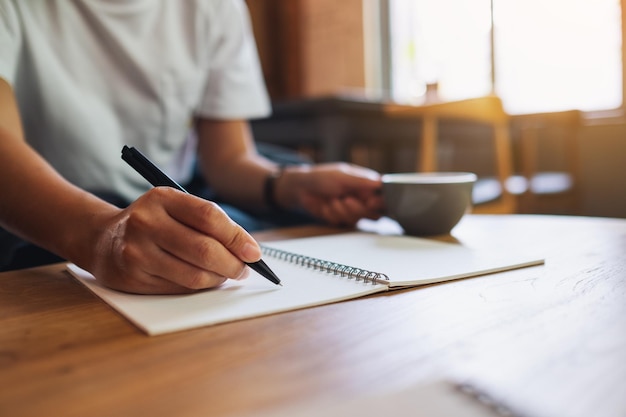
left=121, top=145, right=282, bottom=286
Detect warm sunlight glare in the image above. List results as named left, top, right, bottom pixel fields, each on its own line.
left=390, top=0, right=622, bottom=113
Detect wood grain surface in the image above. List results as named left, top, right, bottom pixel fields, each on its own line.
left=1, top=215, right=624, bottom=417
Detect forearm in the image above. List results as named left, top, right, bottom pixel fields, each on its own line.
left=0, top=80, right=116, bottom=268
left=196, top=118, right=278, bottom=210
left=0, top=84, right=261, bottom=294
left=0, top=134, right=119, bottom=268
left=194, top=118, right=383, bottom=225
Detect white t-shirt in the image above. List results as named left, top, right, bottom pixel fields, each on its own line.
left=0, top=0, right=271, bottom=202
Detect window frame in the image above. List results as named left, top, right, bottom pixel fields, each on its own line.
left=374, top=0, right=626, bottom=122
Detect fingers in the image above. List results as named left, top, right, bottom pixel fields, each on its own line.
left=92, top=187, right=258, bottom=294
left=306, top=162, right=382, bottom=195
left=323, top=196, right=365, bottom=226
left=106, top=269, right=225, bottom=295
left=294, top=164, right=383, bottom=226
left=301, top=194, right=383, bottom=227
left=158, top=188, right=261, bottom=263
left=114, top=226, right=241, bottom=292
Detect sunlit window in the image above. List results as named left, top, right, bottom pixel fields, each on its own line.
left=388, top=0, right=623, bottom=114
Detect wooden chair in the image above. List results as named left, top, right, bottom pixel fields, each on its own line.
left=510, top=110, right=583, bottom=214
left=385, top=95, right=517, bottom=214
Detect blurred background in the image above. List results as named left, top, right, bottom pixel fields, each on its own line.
left=245, top=0, right=626, bottom=218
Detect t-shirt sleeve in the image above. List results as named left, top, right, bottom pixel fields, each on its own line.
left=196, top=0, right=271, bottom=120
left=0, top=0, right=21, bottom=84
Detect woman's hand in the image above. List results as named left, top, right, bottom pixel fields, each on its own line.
left=277, top=163, right=384, bottom=227
left=88, top=187, right=262, bottom=294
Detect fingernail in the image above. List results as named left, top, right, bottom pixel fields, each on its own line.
left=241, top=242, right=261, bottom=262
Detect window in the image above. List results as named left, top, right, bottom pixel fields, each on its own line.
left=387, top=0, right=623, bottom=114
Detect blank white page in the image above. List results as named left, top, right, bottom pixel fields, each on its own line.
left=67, top=232, right=543, bottom=335
left=261, top=232, right=544, bottom=288
left=67, top=258, right=387, bottom=336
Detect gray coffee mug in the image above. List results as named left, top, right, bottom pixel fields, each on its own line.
left=381, top=172, right=477, bottom=236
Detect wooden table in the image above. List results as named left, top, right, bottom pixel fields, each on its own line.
left=252, top=94, right=519, bottom=214
left=1, top=215, right=625, bottom=417
left=250, top=94, right=422, bottom=171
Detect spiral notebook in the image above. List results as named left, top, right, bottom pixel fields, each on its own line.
left=67, top=232, right=544, bottom=335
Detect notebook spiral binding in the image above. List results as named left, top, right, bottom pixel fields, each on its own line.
left=454, top=382, right=518, bottom=417
left=261, top=245, right=390, bottom=285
